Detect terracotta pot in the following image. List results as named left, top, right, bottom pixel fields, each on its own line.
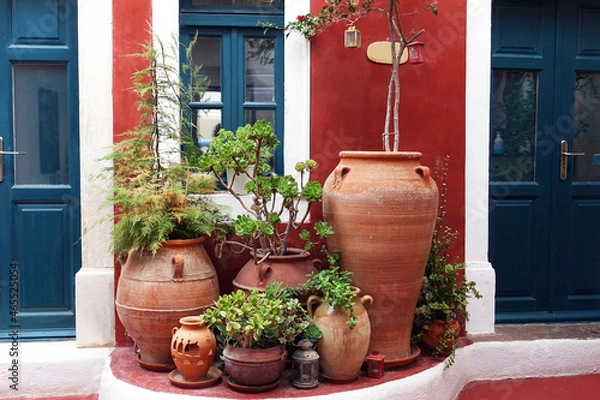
left=307, top=289, right=373, bottom=382
left=223, top=344, right=287, bottom=386
left=420, top=319, right=460, bottom=356
left=116, top=238, right=220, bottom=369
left=232, top=248, right=321, bottom=292
left=323, top=151, right=438, bottom=365
left=171, top=316, right=217, bottom=381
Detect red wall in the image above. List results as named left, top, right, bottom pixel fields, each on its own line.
left=112, top=0, right=153, bottom=347
left=309, top=0, right=467, bottom=255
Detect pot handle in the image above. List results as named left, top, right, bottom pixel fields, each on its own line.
left=332, top=166, right=351, bottom=189
left=306, top=295, right=323, bottom=318
left=360, top=294, right=374, bottom=306
left=415, top=166, right=431, bottom=180
left=312, top=258, right=324, bottom=271
left=257, top=263, right=272, bottom=286
left=172, top=256, right=184, bottom=281
left=172, top=326, right=179, bottom=335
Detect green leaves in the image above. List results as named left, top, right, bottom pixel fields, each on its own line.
left=201, top=283, right=316, bottom=349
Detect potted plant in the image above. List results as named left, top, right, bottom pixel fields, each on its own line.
left=201, top=282, right=318, bottom=389
left=282, top=0, right=440, bottom=366
left=413, top=158, right=481, bottom=368
left=99, top=35, right=226, bottom=369
left=300, top=250, right=373, bottom=382
left=199, top=120, right=333, bottom=291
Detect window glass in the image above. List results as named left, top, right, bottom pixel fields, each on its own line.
left=490, top=70, right=538, bottom=182
left=192, top=36, right=221, bottom=103
left=14, top=64, right=69, bottom=185
left=245, top=38, right=275, bottom=102
left=574, top=72, right=600, bottom=182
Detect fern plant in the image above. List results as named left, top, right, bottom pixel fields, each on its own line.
left=99, top=35, right=225, bottom=258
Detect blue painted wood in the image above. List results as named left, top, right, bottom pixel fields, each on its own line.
left=491, top=0, right=600, bottom=322
left=180, top=13, right=285, bottom=173
left=0, top=0, right=80, bottom=340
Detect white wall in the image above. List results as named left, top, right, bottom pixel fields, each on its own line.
left=76, top=0, right=115, bottom=347
left=465, top=0, right=495, bottom=334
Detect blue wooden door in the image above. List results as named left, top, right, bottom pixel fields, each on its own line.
left=491, top=0, right=600, bottom=322
left=0, top=0, right=80, bottom=338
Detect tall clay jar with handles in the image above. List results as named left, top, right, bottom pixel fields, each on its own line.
left=307, top=288, right=373, bottom=382
left=323, top=151, right=438, bottom=367
left=171, top=316, right=217, bottom=381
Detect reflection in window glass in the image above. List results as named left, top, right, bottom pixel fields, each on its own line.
left=245, top=109, right=274, bottom=127
left=192, top=37, right=221, bottom=102
left=245, top=38, right=275, bottom=102
left=195, top=108, right=222, bottom=152
left=490, top=70, right=538, bottom=182
left=574, top=72, right=600, bottom=182
left=14, top=64, right=69, bottom=185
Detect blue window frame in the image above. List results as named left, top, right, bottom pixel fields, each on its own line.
left=180, top=1, right=284, bottom=172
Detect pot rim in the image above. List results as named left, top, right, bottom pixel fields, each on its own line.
left=338, top=150, right=422, bottom=160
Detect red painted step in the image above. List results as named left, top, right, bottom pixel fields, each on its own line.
left=458, top=374, right=600, bottom=400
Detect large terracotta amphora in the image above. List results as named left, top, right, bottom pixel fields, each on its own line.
left=116, top=238, right=220, bottom=370
left=307, top=288, right=372, bottom=382
left=323, top=151, right=438, bottom=366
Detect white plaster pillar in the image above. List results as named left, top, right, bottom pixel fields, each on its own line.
left=465, top=0, right=495, bottom=334
left=76, top=0, right=115, bottom=347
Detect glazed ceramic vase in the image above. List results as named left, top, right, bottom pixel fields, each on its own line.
left=171, top=316, right=217, bottom=381
left=232, top=248, right=320, bottom=292
left=307, top=289, right=373, bottom=382
left=323, top=151, right=438, bottom=366
left=115, top=238, right=220, bottom=369
left=223, top=344, right=287, bottom=387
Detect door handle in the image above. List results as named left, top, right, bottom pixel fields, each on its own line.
left=0, top=137, right=27, bottom=183
left=560, top=140, right=585, bottom=181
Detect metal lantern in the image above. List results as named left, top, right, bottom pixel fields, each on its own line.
left=344, top=26, right=361, bottom=48
left=366, top=351, right=386, bottom=378
left=291, top=339, right=320, bottom=389
left=407, top=41, right=425, bottom=64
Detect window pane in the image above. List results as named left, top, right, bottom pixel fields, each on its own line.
left=245, top=38, right=275, bottom=102
left=195, top=109, right=222, bottom=152
left=14, top=64, right=69, bottom=185
left=245, top=109, right=274, bottom=126
left=490, top=70, right=538, bottom=182
left=191, top=0, right=277, bottom=8
left=574, top=72, right=600, bottom=182
left=192, top=36, right=221, bottom=103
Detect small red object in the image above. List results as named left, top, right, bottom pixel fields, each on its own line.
left=407, top=41, right=425, bottom=64
left=366, top=351, right=385, bottom=378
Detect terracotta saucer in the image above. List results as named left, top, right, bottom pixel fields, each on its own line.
left=136, top=353, right=176, bottom=372
left=383, top=344, right=421, bottom=369
left=168, top=366, right=222, bottom=389
left=225, top=376, right=280, bottom=393
left=321, top=372, right=360, bottom=383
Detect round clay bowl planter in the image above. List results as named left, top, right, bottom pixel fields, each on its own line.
left=307, top=289, right=373, bottom=382
left=223, top=344, right=287, bottom=386
left=116, top=238, right=220, bottom=369
left=420, top=319, right=461, bottom=356
left=171, top=316, right=217, bottom=381
left=233, top=248, right=320, bottom=292
left=323, top=151, right=438, bottom=365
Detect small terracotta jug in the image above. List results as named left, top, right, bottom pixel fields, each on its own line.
left=171, top=316, right=216, bottom=381
left=307, top=288, right=373, bottom=382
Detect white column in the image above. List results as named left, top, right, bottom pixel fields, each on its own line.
left=465, top=0, right=495, bottom=334
left=76, top=0, right=115, bottom=347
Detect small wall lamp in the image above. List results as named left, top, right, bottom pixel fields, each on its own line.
left=344, top=26, right=361, bottom=48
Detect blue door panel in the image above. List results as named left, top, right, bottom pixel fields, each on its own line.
left=0, top=0, right=79, bottom=339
